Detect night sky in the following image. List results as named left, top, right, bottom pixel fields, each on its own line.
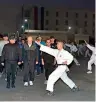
left=0, top=0, right=95, bottom=9
left=0, top=0, right=95, bottom=33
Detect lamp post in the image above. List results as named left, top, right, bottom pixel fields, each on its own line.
left=21, top=25, right=24, bottom=34
left=68, top=26, right=72, bottom=30
left=24, top=19, right=29, bottom=32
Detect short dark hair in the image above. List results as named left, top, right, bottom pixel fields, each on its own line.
left=50, top=36, right=55, bottom=39
left=57, top=40, right=64, bottom=45
left=46, top=38, right=50, bottom=42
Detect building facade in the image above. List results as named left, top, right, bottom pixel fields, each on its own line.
left=22, top=6, right=95, bottom=37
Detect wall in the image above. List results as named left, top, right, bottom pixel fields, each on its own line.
left=0, top=5, right=21, bottom=33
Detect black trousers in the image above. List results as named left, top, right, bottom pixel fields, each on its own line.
left=23, top=61, right=35, bottom=82
left=44, top=63, right=54, bottom=80
left=5, top=61, right=17, bottom=86
left=0, top=56, right=3, bottom=73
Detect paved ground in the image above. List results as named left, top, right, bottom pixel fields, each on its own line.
left=0, top=57, right=95, bottom=101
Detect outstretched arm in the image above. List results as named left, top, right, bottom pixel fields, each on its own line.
left=84, top=40, right=94, bottom=52
left=40, top=45, right=57, bottom=57
left=65, top=44, right=71, bottom=48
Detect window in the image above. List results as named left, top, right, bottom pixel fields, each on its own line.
left=84, top=21, right=88, bottom=27
left=66, top=12, right=68, bottom=17
left=46, top=11, right=49, bottom=16
left=84, top=29, right=87, bottom=34
left=75, top=20, right=78, bottom=26
left=45, top=20, right=49, bottom=25
left=65, top=20, right=68, bottom=25
left=75, top=13, right=79, bottom=18
left=56, top=28, right=58, bottom=31
left=85, top=13, right=88, bottom=18
left=75, top=29, right=78, bottom=34
left=24, top=10, right=30, bottom=17
left=93, top=14, right=95, bottom=19
left=56, top=19, right=59, bottom=25
left=56, top=12, right=59, bottom=17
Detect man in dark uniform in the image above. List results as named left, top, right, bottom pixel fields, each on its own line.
left=50, top=36, right=57, bottom=49
left=23, top=35, right=38, bottom=86
left=1, top=35, right=22, bottom=88
left=41, top=39, right=55, bottom=84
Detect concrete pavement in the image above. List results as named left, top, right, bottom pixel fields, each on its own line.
left=0, top=57, right=95, bottom=101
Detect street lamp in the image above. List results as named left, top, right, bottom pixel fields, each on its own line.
left=68, top=26, right=72, bottom=30
left=24, top=19, right=29, bottom=31
left=21, top=25, right=24, bottom=28
left=21, top=25, right=24, bottom=34
left=24, top=19, right=28, bottom=22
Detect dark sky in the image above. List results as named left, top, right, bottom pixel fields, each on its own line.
left=0, top=0, right=95, bottom=9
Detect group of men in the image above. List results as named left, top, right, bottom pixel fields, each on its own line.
left=0, top=34, right=95, bottom=96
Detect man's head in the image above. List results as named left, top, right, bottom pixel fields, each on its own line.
left=3, top=34, right=8, bottom=41
left=50, top=36, right=55, bottom=44
left=27, top=35, right=33, bottom=44
left=9, top=35, right=16, bottom=44
left=71, top=42, right=74, bottom=45
left=21, top=39, right=25, bottom=44
left=36, top=37, right=41, bottom=43
left=19, top=36, right=22, bottom=41
left=46, top=38, right=51, bottom=47
left=57, top=40, right=64, bottom=50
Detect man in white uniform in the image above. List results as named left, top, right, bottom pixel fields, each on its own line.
left=36, top=40, right=78, bottom=95
left=65, top=42, right=80, bottom=66
left=0, top=34, right=9, bottom=77
left=85, top=41, right=95, bottom=74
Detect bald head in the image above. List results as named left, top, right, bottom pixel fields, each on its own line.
left=27, top=36, right=33, bottom=44
left=57, top=41, right=64, bottom=50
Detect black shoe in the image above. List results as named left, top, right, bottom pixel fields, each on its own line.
left=11, top=84, right=15, bottom=88
left=6, top=84, right=10, bottom=89
left=47, top=91, right=54, bottom=96
left=71, top=87, right=79, bottom=92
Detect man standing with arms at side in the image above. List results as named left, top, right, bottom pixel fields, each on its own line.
left=42, top=39, right=55, bottom=84
left=0, top=34, right=9, bottom=77
left=23, top=35, right=38, bottom=86
left=1, top=35, right=22, bottom=88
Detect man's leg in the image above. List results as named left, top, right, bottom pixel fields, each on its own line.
left=29, top=61, right=35, bottom=85
left=36, top=64, right=41, bottom=75
left=87, top=58, right=95, bottom=73
left=44, top=63, right=49, bottom=80
left=23, top=62, right=29, bottom=86
left=46, top=66, right=66, bottom=92
left=0, top=56, right=3, bottom=77
left=60, top=71, right=76, bottom=89
left=11, top=63, right=17, bottom=88
left=73, top=57, right=80, bottom=65
left=5, top=62, right=11, bottom=88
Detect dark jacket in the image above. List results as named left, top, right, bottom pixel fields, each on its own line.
left=22, top=43, right=38, bottom=62
left=51, top=43, right=57, bottom=49
left=42, top=52, right=54, bottom=64
left=1, top=43, right=22, bottom=63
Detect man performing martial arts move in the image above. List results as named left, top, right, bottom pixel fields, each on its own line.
left=84, top=41, right=95, bottom=74
left=65, top=42, right=80, bottom=66
left=23, top=35, right=38, bottom=86
left=35, top=40, right=78, bottom=96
